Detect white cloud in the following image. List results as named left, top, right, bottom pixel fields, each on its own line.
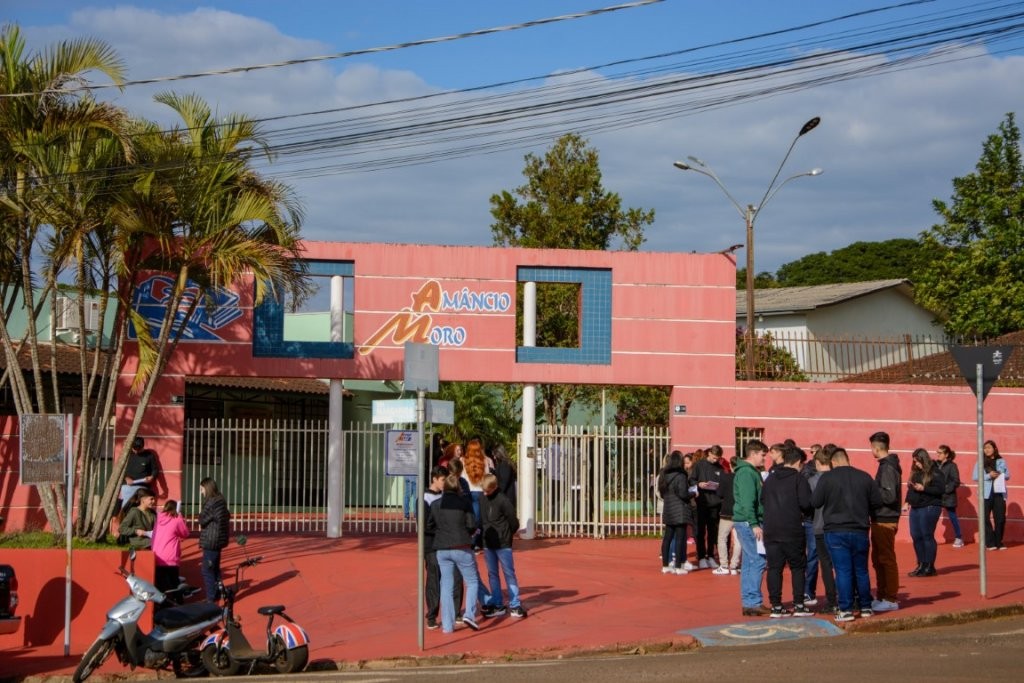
left=15, top=10, right=1024, bottom=273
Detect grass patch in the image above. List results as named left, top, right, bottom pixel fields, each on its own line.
left=0, top=531, right=116, bottom=549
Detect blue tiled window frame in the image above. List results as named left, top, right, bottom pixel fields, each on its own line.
left=253, top=260, right=355, bottom=358
left=516, top=266, right=611, bottom=365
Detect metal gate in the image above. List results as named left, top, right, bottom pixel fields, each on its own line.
left=183, top=419, right=668, bottom=536
left=533, top=425, right=669, bottom=538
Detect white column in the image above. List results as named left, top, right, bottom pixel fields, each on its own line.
left=327, top=276, right=345, bottom=538
left=519, top=281, right=537, bottom=539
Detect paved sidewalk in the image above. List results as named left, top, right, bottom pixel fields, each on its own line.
left=4, top=535, right=1022, bottom=680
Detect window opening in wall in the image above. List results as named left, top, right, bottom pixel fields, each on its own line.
left=516, top=281, right=582, bottom=348
left=735, top=426, right=765, bottom=457
left=282, top=274, right=354, bottom=344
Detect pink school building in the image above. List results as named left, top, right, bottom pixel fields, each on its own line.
left=2, top=241, right=1022, bottom=539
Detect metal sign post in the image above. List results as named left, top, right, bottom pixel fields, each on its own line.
left=950, top=345, right=1014, bottom=599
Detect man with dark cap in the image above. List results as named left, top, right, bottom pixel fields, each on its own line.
left=869, top=431, right=901, bottom=612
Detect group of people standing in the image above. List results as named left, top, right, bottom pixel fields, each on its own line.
left=424, top=436, right=525, bottom=634
left=656, top=433, right=1011, bottom=623
left=116, top=439, right=232, bottom=605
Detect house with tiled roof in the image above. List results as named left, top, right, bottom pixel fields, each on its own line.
left=736, top=279, right=946, bottom=381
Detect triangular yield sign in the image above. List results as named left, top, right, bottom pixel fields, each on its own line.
left=951, top=345, right=1014, bottom=400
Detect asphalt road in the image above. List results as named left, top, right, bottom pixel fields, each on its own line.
left=226, top=614, right=1024, bottom=683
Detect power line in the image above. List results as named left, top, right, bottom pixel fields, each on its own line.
left=0, top=0, right=663, bottom=98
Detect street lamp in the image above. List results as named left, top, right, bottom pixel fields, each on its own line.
left=674, top=116, right=822, bottom=380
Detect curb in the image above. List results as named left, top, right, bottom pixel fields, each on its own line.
left=312, top=603, right=1024, bottom=671
left=841, top=602, right=1024, bottom=634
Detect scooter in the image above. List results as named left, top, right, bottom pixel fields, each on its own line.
left=200, top=538, right=309, bottom=676
left=72, top=549, right=221, bottom=682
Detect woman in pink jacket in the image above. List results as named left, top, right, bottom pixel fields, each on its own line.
left=153, top=500, right=190, bottom=594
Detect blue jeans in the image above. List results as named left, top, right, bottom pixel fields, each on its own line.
left=909, top=505, right=941, bottom=564
left=437, top=548, right=480, bottom=633
left=803, top=521, right=818, bottom=599
left=201, top=548, right=222, bottom=602
left=403, top=477, right=418, bottom=519
left=825, top=530, right=872, bottom=611
left=734, top=522, right=766, bottom=608
left=483, top=547, right=521, bottom=608
left=943, top=506, right=962, bottom=539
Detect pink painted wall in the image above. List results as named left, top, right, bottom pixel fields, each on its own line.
left=2, top=241, right=1021, bottom=541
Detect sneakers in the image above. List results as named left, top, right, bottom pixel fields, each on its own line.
left=871, top=599, right=900, bottom=612
left=803, top=596, right=818, bottom=606
left=712, top=566, right=731, bottom=575
left=481, top=605, right=506, bottom=618
left=730, top=568, right=739, bottom=575
left=698, top=559, right=709, bottom=569
left=509, top=605, right=528, bottom=618
left=455, top=615, right=464, bottom=624
left=661, top=564, right=676, bottom=574
left=859, top=608, right=874, bottom=618
left=835, top=610, right=856, bottom=622
left=952, top=538, right=965, bottom=548
left=769, top=605, right=791, bottom=618
left=707, top=558, right=720, bottom=569
left=674, top=566, right=689, bottom=575
left=680, top=561, right=696, bottom=572
left=426, top=617, right=438, bottom=630
left=792, top=603, right=814, bottom=617
left=998, top=546, right=1008, bottom=550
left=462, top=616, right=480, bottom=631
left=741, top=605, right=771, bottom=617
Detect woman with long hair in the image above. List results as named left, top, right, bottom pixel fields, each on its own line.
left=936, top=445, right=963, bottom=548
left=461, top=437, right=491, bottom=549
left=904, top=449, right=946, bottom=576
left=658, top=450, right=694, bottom=574
left=198, top=477, right=231, bottom=601
left=974, top=440, right=1011, bottom=550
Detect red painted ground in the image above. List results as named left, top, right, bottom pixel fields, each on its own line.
left=3, top=535, right=1021, bottom=679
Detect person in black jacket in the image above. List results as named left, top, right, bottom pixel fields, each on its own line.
left=427, top=474, right=482, bottom=634
left=904, top=449, right=946, bottom=577
left=423, top=466, right=462, bottom=630
left=812, top=448, right=883, bottom=622
left=479, top=473, right=527, bottom=619
left=658, top=451, right=694, bottom=574
left=869, top=431, right=902, bottom=612
left=198, top=477, right=230, bottom=602
left=760, top=446, right=814, bottom=617
left=118, top=437, right=160, bottom=515
left=490, top=445, right=518, bottom=508
left=936, top=445, right=963, bottom=548
left=691, top=445, right=725, bottom=569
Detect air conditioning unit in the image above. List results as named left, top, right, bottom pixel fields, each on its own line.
left=54, top=296, right=101, bottom=332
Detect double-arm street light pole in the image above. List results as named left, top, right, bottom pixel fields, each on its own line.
left=674, top=116, right=823, bottom=379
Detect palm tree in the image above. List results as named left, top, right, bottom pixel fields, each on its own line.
left=0, top=24, right=126, bottom=533
left=82, top=91, right=311, bottom=540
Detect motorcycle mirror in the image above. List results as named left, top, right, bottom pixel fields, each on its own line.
left=236, top=535, right=247, bottom=547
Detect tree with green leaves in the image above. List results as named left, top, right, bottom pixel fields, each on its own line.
left=917, top=113, right=1024, bottom=337
left=774, top=238, right=941, bottom=287
left=490, top=133, right=655, bottom=427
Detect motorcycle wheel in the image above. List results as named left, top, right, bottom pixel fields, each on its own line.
left=173, top=649, right=209, bottom=678
left=201, top=645, right=240, bottom=677
left=272, top=638, right=308, bottom=674
left=72, top=636, right=116, bottom=683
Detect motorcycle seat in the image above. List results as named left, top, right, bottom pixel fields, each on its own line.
left=257, top=605, right=285, bottom=616
left=154, top=602, right=222, bottom=629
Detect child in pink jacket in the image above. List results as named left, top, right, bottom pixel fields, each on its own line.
left=153, top=500, right=190, bottom=594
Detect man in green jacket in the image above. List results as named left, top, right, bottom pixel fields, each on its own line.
left=734, top=440, right=769, bottom=616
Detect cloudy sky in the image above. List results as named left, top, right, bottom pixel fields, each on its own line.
left=8, top=0, right=1024, bottom=273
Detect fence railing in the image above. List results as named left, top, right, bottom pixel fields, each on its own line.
left=181, top=419, right=669, bottom=537
left=743, top=332, right=1023, bottom=384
